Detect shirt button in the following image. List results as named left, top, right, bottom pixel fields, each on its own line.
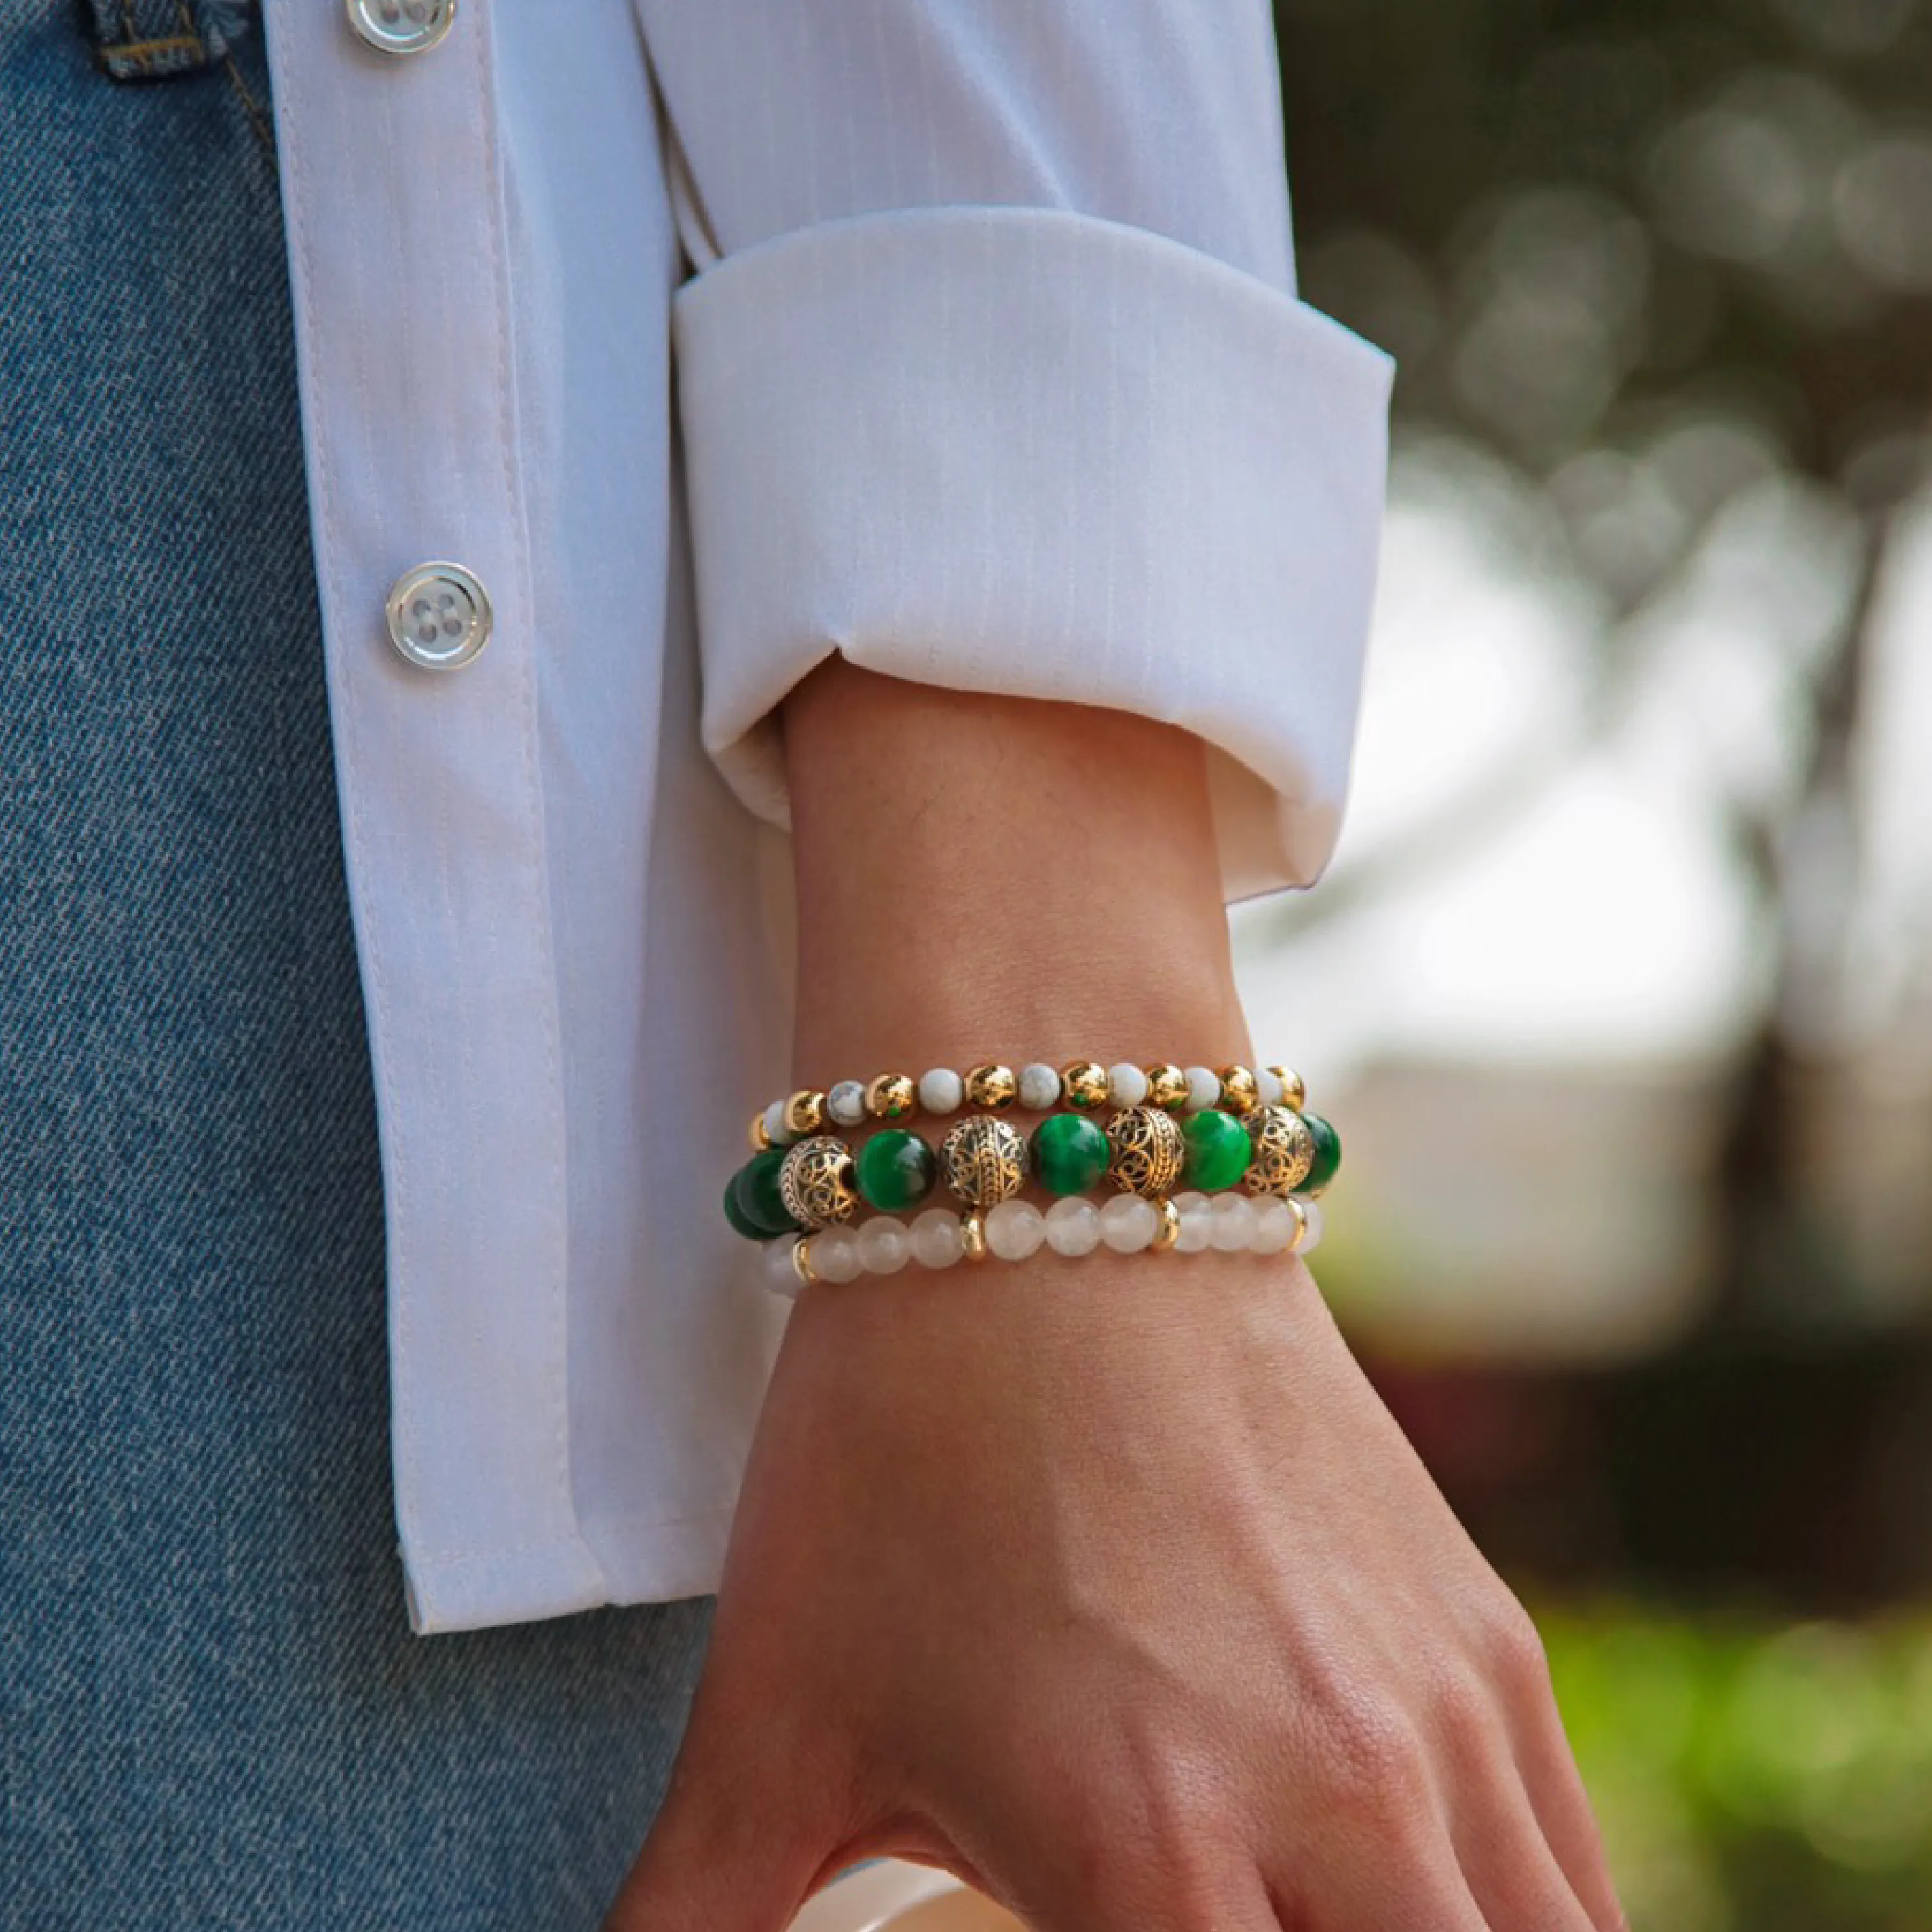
left=384, top=562, right=492, bottom=671
left=346, top=0, right=456, bottom=57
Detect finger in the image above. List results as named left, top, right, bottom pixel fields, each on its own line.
left=1447, top=1774, right=1598, bottom=1932
left=1485, top=1622, right=1628, bottom=1930
left=604, top=1717, right=833, bottom=1932
left=1271, top=1833, right=1493, bottom=1932
left=1507, top=1702, right=1628, bottom=1930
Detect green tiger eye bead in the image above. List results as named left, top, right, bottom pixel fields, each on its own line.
left=1180, top=1107, right=1252, bottom=1192
left=723, top=1175, right=768, bottom=1241
left=730, top=1146, right=799, bottom=1238
left=1030, top=1110, right=1110, bottom=1196
left=855, top=1128, right=938, bottom=1212
left=1301, top=1111, right=1342, bottom=1193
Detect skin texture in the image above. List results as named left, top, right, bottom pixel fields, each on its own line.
left=606, top=659, right=1627, bottom=1931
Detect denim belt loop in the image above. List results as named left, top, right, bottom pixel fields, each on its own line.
left=79, top=0, right=255, bottom=83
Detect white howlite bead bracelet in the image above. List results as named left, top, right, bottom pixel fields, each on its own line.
left=752, top=1059, right=1308, bottom=1147
left=757, top=1189, right=1326, bottom=1299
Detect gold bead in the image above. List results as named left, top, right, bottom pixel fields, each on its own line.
left=960, top=1210, right=989, bottom=1263
left=938, top=1114, right=1030, bottom=1208
left=1217, top=1064, right=1261, bottom=1115
left=747, top=1111, right=772, bottom=1152
left=777, top=1135, right=859, bottom=1230
left=865, top=1072, right=917, bottom=1120
left=1150, top=1197, right=1182, bottom=1252
left=1144, top=1063, right=1189, bottom=1111
left=1061, top=1061, right=1110, bottom=1111
left=1267, top=1064, right=1307, bottom=1113
left=964, top=1063, right=1019, bottom=1111
left=1104, top=1104, right=1185, bottom=1198
left=1246, top=1105, right=1316, bottom=1196
left=785, top=1088, right=828, bottom=1137
left=1285, top=1196, right=1312, bottom=1254
left=790, top=1236, right=821, bottom=1290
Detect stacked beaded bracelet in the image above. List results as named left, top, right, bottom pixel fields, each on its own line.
left=724, top=1059, right=1341, bottom=1293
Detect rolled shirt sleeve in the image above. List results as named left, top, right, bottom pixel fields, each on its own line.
left=643, top=0, right=1395, bottom=895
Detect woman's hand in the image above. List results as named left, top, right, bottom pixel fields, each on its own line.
left=606, top=1245, right=1625, bottom=1930
left=606, top=660, right=1624, bottom=1928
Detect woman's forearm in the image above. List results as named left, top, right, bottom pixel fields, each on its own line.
left=783, top=655, right=1252, bottom=1080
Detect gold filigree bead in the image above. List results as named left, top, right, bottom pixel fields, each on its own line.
left=1150, top=1197, right=1182, bottom=1252
left=960, top=1210, right=989, bottom=1263
left=1217, top=1064, right=1261, bottom=1115
left=1104, top=1104, right=1185, bottom=1198
left=865, top=1072, right=917, bottom=1120
left=777, top=1135, right=859, bottom=1231
left=1061, top=1061, right=1110, bottom=1111
left=1267, top=1065, right=1307, bottom=1113
left=1144, top=1063, right=1189, bottom=1111
left=785, top=1088, right=828, bottom=1137
left=938, top=1114, right=1030, bottom=1208
left=790, top=1236, right=821, bottom=1290
left=1246, top=1105, right=1317, bottom=1197
left=964, top=1063, right=1019, bottom=1111
left=748, top=1111, right=772, bottom=1152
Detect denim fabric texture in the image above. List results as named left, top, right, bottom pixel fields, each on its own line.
left=0, top=8, right=711, bottom=1923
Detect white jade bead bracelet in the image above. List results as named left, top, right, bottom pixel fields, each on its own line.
left=759, top=1189, right=1326, bottom=1299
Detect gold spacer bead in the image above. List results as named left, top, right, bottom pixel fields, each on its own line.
left=748, top=1111, right=772, bottom=1152
left=1284, top=1196, right=1312, bottom=1254
left=790, top=1236, right=821, bottom=1289
left=1150, top=1197, right=1182, bottom=1252
left=1218, top=1064, right=1261, bottom=1115
left=1144, top=1063, right=1189, bottom=1111
left=960, top=1210, right=989, bottom=1263
left=964, top=1063, right=1019, bottom=1111
left=1061, top=1060, right=1110, bottom=1111
left=865, top=1072, right=918, bottom=1120
left=785, top=1088, right=828, bottom=1137
left=1267, top=1065, right=1308, bottom=1113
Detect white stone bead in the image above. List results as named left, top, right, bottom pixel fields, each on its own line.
left=1099, top=1193, right=1158, bottom=1254
left=857, top=1216, right=912, bottom=1275
left=1256, top=1066, right=1284, bottom=1109
left=1106, top=1061, right=1150, bottom=1108
left=1209, top=1193, right=1258, bottom=1252
left=918, top=1066, right=965, bottom=1114
left=761, top=1236, right=804, bottom=1299
left=826, top=1079, right=868, bottom=1128
left=810, top=1227, right=864, bottom=1284
left=1182, top=1065, right=1221, bottom=1113
left=1044, top=1196, right=1102, bottom=1257
left=1292, top=1196, right=1326, bottom=1256
left=1017, top=1062, right=1063, bottom=1110
left=762, top=1098, right=794, bottom=1146
left=1171, top=1190, right=1213, bottom=1254
left=910, top=1207, right=965, bottom=1270
left=1250, top=1196, right=1297, bottom=1255
left=985, top=1198, right=1047, bottom=1261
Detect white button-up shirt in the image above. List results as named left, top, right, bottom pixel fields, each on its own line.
left=259, top=0, right=1393, bottom=1633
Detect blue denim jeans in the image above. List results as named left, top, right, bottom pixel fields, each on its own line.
left=0, top=8, right=711, bottom=1923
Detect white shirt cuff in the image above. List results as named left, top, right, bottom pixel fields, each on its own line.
left=671, top=201, right=1394, bottom=897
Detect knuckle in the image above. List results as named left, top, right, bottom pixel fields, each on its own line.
left=1315, top=1686, right=1434, bottom=1821
left=1483, top=1593, right=1555, bottom=1698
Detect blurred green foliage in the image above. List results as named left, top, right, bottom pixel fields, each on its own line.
left=1544, top=1606, right=1932, bottom=1929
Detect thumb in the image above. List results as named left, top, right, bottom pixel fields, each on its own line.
left=603, top=1714, right=831, bottom=1932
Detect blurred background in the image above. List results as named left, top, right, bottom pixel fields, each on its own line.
left=1243, top=1, right=1932, bottom=1924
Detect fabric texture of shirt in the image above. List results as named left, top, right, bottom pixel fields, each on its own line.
left=259, top=0, right=1394, bottom=1635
